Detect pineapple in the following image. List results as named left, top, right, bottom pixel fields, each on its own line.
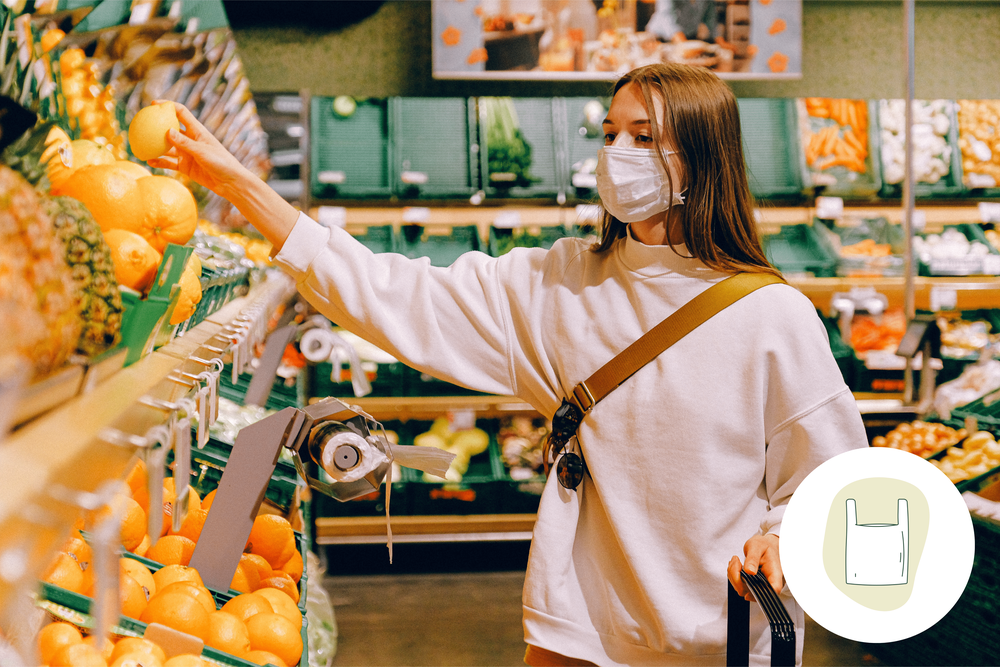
left=42, top=195, right=123, bottom=357
left=0, top=166, right=80, bottom=378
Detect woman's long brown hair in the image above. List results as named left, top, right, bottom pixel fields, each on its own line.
left=592, top=63, right=780, bottom=278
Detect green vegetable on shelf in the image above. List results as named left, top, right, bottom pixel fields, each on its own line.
left=481, top=97, right=536, bottom=188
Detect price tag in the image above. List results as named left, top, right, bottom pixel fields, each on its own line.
left=231, top=341, right=241, bottom=384
left=979, top=202, right=1000, bottom=224
left=815, top=196, right=844, bottom=220
left=129, top=2, right=154, bottom=25
left=145, top=444, right=165, bottom=544
left=172, top=418, right=191, bottom=534
left=402, top=207, right=432, bottom=224
left=930, top=286, right=958, bottom=312
left=317, top=171, right=346, bottom=184
left=196, top=385, right=210, bottom=448
left=494, top=211, right=522, bottom=229
left=448, top=409, right=477, bottom=432
left=909, top=209, right=927, bottom=232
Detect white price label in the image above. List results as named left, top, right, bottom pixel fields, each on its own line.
left=979, top=202, right=1000, bottom=224
left=402, top=207, right=432, bottom=224
left=983, top=254, right=1000, bottom=275
left=448, top=409, right=477, bottom=432
left=494, top=211, right=523, bottom=229
left=317, top=171, right=346, bottom=184
left=816, top=196, right=844, bottom=219
left=930, top=286, right=958, bottom=312
left=129, top=2, right=154, bottom=25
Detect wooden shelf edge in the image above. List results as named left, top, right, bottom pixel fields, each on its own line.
left=316, top=513, right=537, bottom=540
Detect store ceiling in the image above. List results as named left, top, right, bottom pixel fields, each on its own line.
left=222, top=0, right=385, bottom=31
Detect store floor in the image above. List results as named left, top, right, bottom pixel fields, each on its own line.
left=320, top=543, right=880, bottom=667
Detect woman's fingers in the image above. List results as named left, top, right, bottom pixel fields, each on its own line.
left=728, top=556, right=754, bottom=601
left=146, top=156, right=178, bottom=171
left=742, top=538, right=767, bottom=576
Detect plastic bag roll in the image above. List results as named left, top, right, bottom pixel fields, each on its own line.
left=318, top=429, right=389, bottom=484
left=301, top=328, right=337, bottom=363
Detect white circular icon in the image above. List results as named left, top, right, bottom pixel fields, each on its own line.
left=781, top=447, right=975, bottom=643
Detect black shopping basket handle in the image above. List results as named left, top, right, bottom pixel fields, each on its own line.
left=727, top=569, right=795, bottom=667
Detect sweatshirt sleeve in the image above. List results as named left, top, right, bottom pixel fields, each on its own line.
left=759, top=389, right=868, bottom=536
left=271, top=212, right=518, bottom=397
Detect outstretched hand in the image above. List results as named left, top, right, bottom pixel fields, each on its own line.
left=728, top=533, right=783, bottom=602
left=146, top=101, right=249, bottom=197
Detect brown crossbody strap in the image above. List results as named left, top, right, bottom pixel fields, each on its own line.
left=568, top=272, right=785, bottom=413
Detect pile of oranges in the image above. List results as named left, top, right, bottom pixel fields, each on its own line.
left=56, top=48, right=128, bottom=158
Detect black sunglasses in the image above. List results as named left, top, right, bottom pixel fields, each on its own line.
left=545, top=399, right=587, bottom=490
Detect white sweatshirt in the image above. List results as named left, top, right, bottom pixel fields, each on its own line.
left=274, top=213, right=868, bottom=666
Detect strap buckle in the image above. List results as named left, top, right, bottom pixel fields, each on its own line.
left=570, top=381, right=596, bottom=413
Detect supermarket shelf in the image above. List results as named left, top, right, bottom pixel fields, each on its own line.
left=315, top=513, right=537, bottom=545
left=789, top=275, right=1000, bottom=312
left=324, top=394, right=536, bottom=421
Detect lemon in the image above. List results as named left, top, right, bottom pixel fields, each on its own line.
left=129, top=101, right=180, bottom=162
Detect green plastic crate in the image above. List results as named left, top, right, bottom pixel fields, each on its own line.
left=820, top=314, right=857, bottom=390
left=220, top=364, right=304, bottom=411
left=876, top=99, right=965, bottom=199
left=481, top=98, right=563, bottom=198
left=738, top=98, right=803, bottom=199
left=823, top=216, right=906, bottom=277
left=762, top=223, right=839, bottom=277
left=488, top=224, right=570, bottom=257
left=391, top=97, right=479, bottom=198
left=796, top=99, right=882, bottom=198
left=310, top=360, right=406, bottom=399
left=564, top=96, right=608, bottom=196
left=311, top=97, right=391, bottom=199
left=403, top=419, right=504, bottom=515
left=349, top=224, right=396, bottom=254
left=395, top=224, right=481, bottom=267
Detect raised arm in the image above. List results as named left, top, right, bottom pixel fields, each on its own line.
left=146, top=102, right=298, bottom=251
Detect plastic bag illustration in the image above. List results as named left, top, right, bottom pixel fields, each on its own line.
left=845, top=498, right=909, bottom=586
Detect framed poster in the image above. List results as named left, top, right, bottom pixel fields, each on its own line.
left=432, top=0, right=801, bottom=80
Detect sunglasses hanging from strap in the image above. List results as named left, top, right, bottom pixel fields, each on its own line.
left=543, top=272, right=785, bottom=490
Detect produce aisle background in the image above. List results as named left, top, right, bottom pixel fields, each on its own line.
left=319, top=543, right=878, bottom=666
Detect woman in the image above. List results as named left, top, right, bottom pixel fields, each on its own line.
left=152, top=63, right=866, bottom=666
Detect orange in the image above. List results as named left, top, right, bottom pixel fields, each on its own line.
left=125, top=459, right=147, bottom=496
left=164, top=479, right=201, bottom=514
left=230, top=561, right=258, bottom=595
left=254, top=589, right=301, bottom=629
left=139, top=592, right=210, bottom=642
left=51, top=640, right=108, bottom=667
left=220, top=593, right=273, bottom=624
left=58, top=162, right=144, bottom=232
left=137, top=176, right=198, bottom=252
left=38, top=622, right=84, bottom=665
left=64, top=536, right=93, bottom=571
left=146, top=535, right=196, bottom=567
left=277, top=548, right=302, bottom=584
left=157, top=581, right=217, bottom=615
left=162, top=655, right=206, bottom=667
left=240, top=554, right=271, bottom=584
left=168, top=507, right=208, bottom=543
left=48, top=140, right=116, bottom=194
left=169, top=263, right=203, bottom=326
left=245, top=612, right=302, bottom=667
left=109, top=652, right=164, bottom=667
left=272, top=536, right=297, bottom=572
left=130, top=483, right=150, bottom=516
left=133, top=534, right=151, bottom=558
left=120, top=558, right=156, bottom=595
left=109, top=637, right=166, bottom=664
left=104, top=229, right=162, bottom=292
left=83, top=636, right=115, bottom=663
left=256, top=572, right=298, bottom=605
left=114, top=160, right=152, bottom=182
left=160, top=485, right=177, bottom=537
left=245, top=515, right=295, bottom=570
left=205, top=610, right=251, bottom=657
left=242, top=650, right=287, bottom=667
left=129, top=102, right=180, bottom=162
left=42, top=553, right=86, bottom=594
left=151, top=564, right=203, bottom=592
left=201, top=489, right=216, bottom=511
left=119, top=497, right=147, bottom=552
left=119, top=573, right=150, bottom=619
left=41, top=28, right=66, bottom=53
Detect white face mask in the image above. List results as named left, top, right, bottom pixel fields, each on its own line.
left=595, top=146, right=686, bottom=223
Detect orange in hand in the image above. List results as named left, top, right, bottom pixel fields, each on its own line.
left=129, top=101, right=181, bottom=162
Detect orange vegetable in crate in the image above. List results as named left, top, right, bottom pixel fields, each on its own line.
left=151, top=564, right=203, bottom=592
left=245, top=515, right=296, bottom=569
left=50, top=640, right=107, bottom=667
left=109, top=637, right=166, bottom=665
left=205, top=610, right=252, bottom=657
left=254, top=589, right=302, bottom=629
left=140, top=592, right=210, bottom=642
left=121, top=557, right=156, bottom=598
left=120, top=573, right=150, bottom=619
left=168, top=507, right=208, bottom=543
left=38, top=622, right=84, bottom=665
left=850, top=309, right=907, bottom=355
left=137, top=176, right=198, bottom=253
left=104, top=229, right=162, bottom=293
left=146, top=535, right=196, bottom=566
left=221, top=593, right=274, bottom=623
left=245, top=612, right=303, bottom=667
left=42, top=552, right=86, bottom=594
left=157, top=581, right=216, bottom=615
left=243, top=651, right=287, bottom=667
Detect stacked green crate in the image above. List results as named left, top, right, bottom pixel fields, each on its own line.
left=737, top=99, right=804, bottom=199
left=311, top=97, right=392, bottom=199
left=762, top=224, right=839, bottom=277
left=487, top=224, right=570, bottom=257
left=480, top=97, right=563, bottom=198
left=220, top=363, right=304, bottom=411
left=564, top=96, right=607, bottom=197
left=391, top=97, right=479, bottom=198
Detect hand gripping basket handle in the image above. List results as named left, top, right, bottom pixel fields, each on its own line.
left=727, top=570, right=795, bottom=667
